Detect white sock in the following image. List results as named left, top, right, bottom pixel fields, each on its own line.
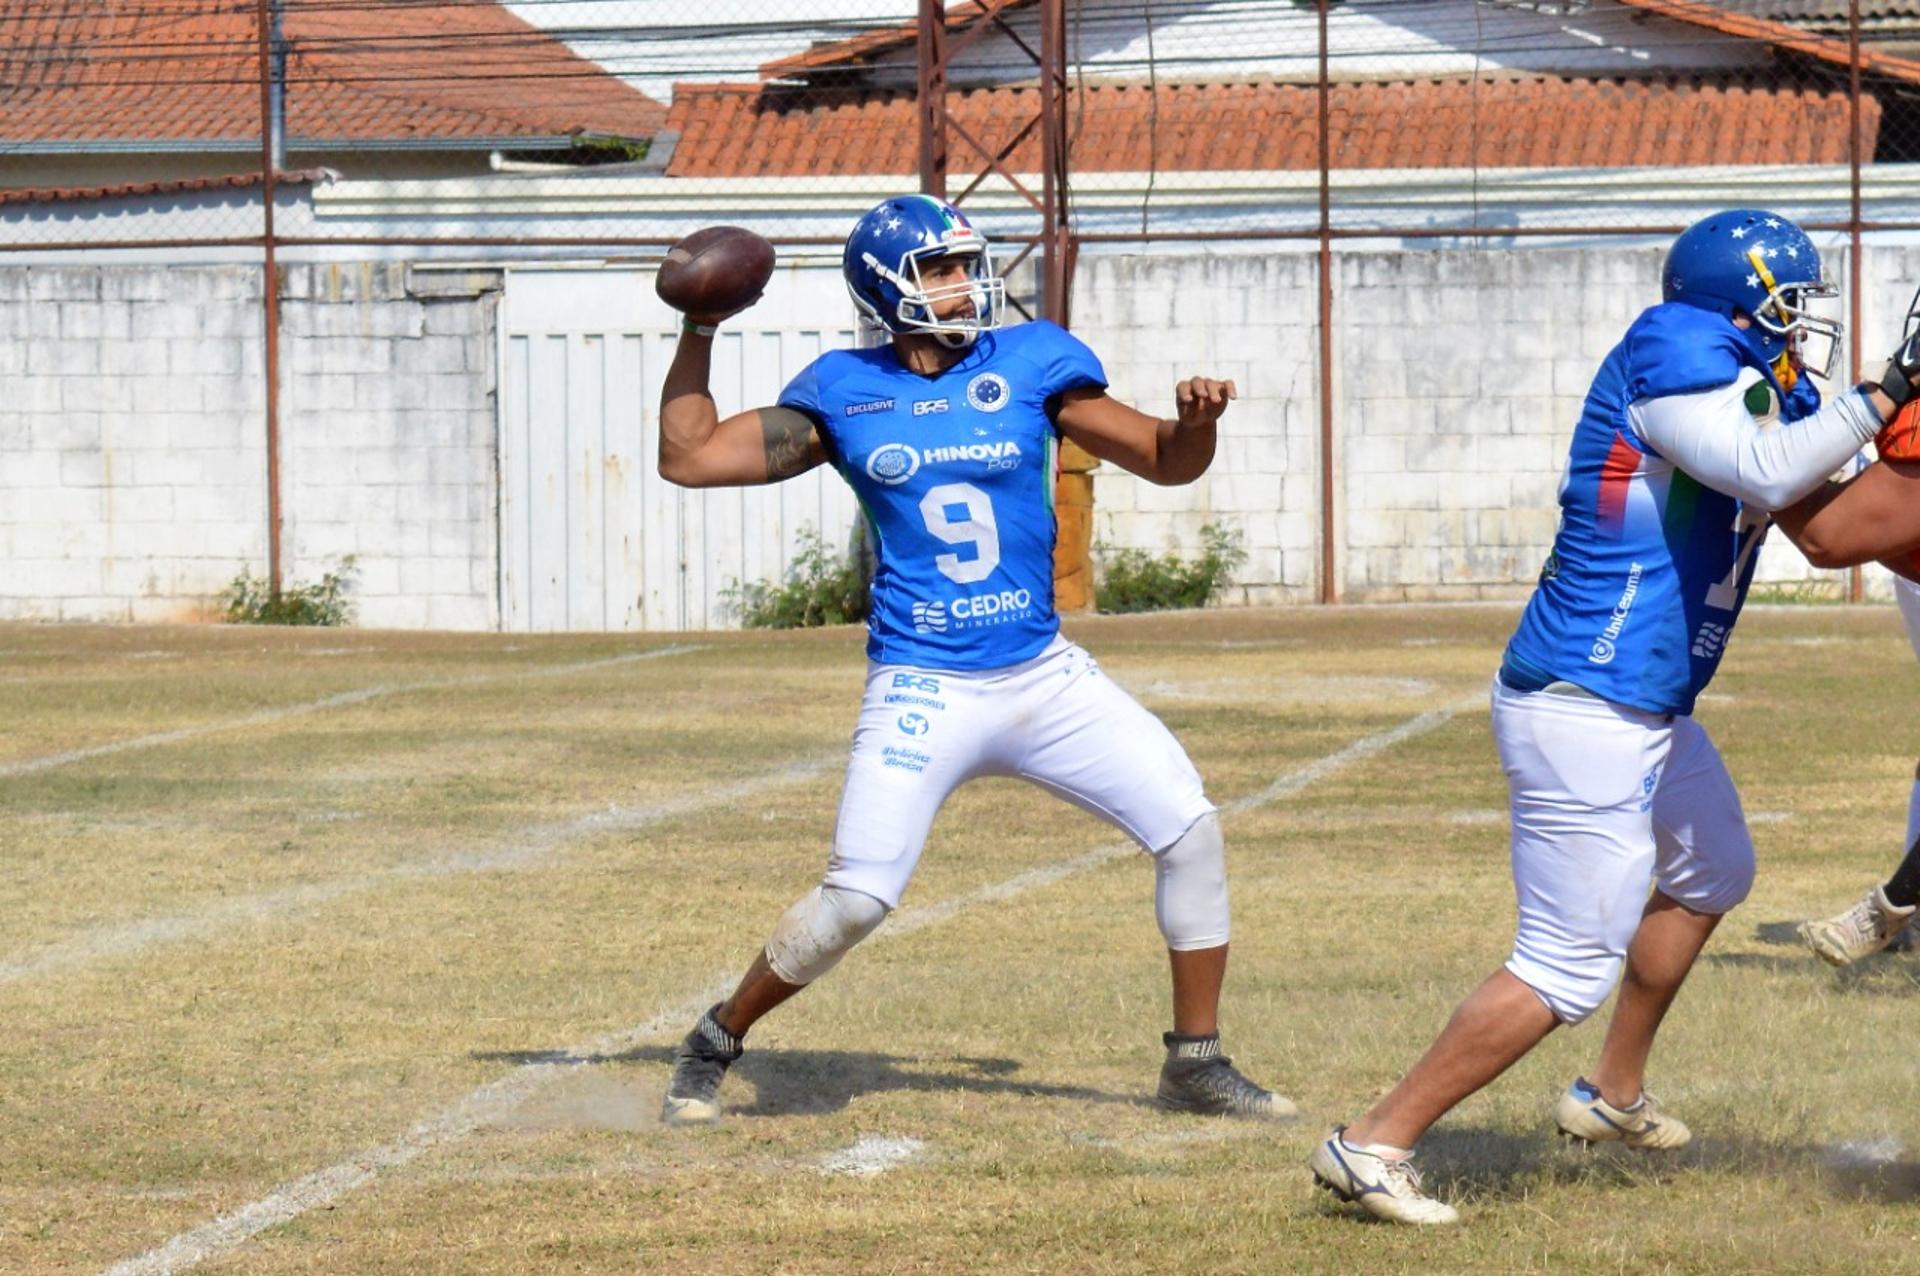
left=1344, top=1132, right=1411, bottom=1159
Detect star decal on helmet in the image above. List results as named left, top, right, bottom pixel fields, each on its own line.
left=1664, top=208, right=1841, bottom=380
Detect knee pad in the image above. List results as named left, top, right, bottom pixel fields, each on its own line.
left=1505, top=951, right=1625, bottom=1026
left=764, top=885, right=889, bottom=985
left=1153, top=812, right=1230, bottom=951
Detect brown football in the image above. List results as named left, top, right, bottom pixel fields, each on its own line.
left=655, top=226, right=776, bottom=318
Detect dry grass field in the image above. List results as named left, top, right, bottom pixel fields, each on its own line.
left=3, top=604, right=1919, bottom=1275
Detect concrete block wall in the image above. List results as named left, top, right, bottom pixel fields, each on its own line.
left=1079, top=244, right=1887, bottom=607
left=1073, top=251, right=1323, bottom=605
left=1337, top=247, right=1656, bottom=601
left=278, top=263, right=500, bottom=630
left=0, top=262, right=501, bottom=628
left=0, top=265, right=267, bottom=621
left=0, top=245, right=1899, bottom=631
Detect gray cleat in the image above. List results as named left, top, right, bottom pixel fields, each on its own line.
left=661, top=1004, right=744, bottom=1126
left=1155, top=1032, right=1298, bottom=1119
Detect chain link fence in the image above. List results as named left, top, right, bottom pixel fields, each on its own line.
left=3, top=1, right=1915, bottom=623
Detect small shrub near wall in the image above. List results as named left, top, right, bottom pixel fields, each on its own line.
left=220, top=558, right=358, bottom=626
left=723, top=528, right=871, bottom=629
left=1096, top=524, right=1247, bottom=614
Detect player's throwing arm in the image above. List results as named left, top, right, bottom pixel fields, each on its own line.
left=650, top=227, right=828, bottom=489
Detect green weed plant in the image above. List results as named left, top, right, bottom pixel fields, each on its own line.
left=723, top=528, right=870, bottom=629
left=1096, top=522, right=1246, bottom=613
left=220, top=557, right=358, bottom=626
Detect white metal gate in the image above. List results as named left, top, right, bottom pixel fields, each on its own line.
left=498, top=261, right=863, bottom=632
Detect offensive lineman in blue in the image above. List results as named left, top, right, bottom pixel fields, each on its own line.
left=1312, top=209, right=1920, bottom=1224
left=652, top=195, right=1287, bottom=1124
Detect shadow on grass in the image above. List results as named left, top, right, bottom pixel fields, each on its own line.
left=1402, top=1124, right=1920, bottom=1210
left=470, top=1044, right=1141, bottom=1117
left=1701, top=930, right=1920, bottom=994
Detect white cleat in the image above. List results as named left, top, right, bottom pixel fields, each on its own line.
left=1309, top=1128, right=1460, bottom=1225
left=1797, top=888, right=1917, bottom=967
left=1554, top=1078, right=1691, bottom=1150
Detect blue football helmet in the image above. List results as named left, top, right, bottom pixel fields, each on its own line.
left=1662, top=208, right=1841, bottom=378
left=843, top=194, right=1006, bottom=343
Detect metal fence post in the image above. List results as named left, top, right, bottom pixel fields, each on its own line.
left=255, top=0, right=284, bottom=601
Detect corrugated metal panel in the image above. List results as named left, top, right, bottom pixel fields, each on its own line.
left=1755, top=2, right=1920, bottom=21
left=499, top=263, right=862, bottom=632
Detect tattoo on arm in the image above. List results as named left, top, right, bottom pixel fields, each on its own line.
left=760, top=408, right=818, bottom=481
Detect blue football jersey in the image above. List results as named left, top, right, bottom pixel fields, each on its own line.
left=1504, top=303, right=1803, bottom=717
left=778, top=320, right=1107, bottom=670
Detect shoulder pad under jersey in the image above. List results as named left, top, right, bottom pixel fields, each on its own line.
left=1621, top=303, right=1757, bottom=402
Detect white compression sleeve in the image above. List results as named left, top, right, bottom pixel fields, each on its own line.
left=1153, top=813, right=1230, bottom=951
left=1627, top=371, right=1880, bottom=512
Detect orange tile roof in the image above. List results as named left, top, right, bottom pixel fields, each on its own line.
left=0, top=167, right=331, bottom=207
left=665, top=77, right=1876, bottom=177
left=0, top=1, right=667, bottom=149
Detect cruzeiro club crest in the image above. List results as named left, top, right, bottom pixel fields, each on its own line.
left=911, top=601, right=948, bottom=633
left=865, top=442, right=921, bottom=486
left=965, top=372, right=1011, bottom=413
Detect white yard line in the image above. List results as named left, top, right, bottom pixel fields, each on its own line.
left=99, top=696, right=1478, bottom=1276
left=815, top=1135, right=927, bottom=1178
left=0, top=756, right=836, bottom=989
left=0, top=645, right=704, bottom=780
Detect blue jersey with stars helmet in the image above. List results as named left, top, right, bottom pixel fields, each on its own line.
left=1501, top=303, right=1805, bottom=717
left=1504, top=208, right=1834, bottom=717
left=778, top=320, right=1106, bottom=671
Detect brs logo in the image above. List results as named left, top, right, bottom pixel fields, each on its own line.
left=913, top=398, right=950, bottom=416
left=892, top=673, right=941, bottom=693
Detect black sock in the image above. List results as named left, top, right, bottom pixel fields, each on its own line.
left=1163, top=1030, right=1221, bottom=1060
left=1884, top=834, right=1920, bottom=909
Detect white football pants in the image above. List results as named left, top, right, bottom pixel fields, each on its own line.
left=1492, top=678, right=1755, bottom=1025
left=822, top=636, right=1216, bottom=909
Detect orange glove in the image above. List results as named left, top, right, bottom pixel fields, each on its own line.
left=1877, top=398, right=1920, bottom=462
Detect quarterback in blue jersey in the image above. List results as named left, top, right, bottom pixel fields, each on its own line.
left=1312, top=209, right=1920, bottom=1225
left=652, top=194, right=1286, bottom=1125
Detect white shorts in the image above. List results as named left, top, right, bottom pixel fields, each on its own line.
left=822, top=636, right=1216, bottom=908
left=1492, top=678, right=1755, bottom=1025
left=1898, top=577, right=1920, bottom=665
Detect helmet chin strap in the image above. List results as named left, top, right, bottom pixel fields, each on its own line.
left=933, top=329, right=979, bottom=350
